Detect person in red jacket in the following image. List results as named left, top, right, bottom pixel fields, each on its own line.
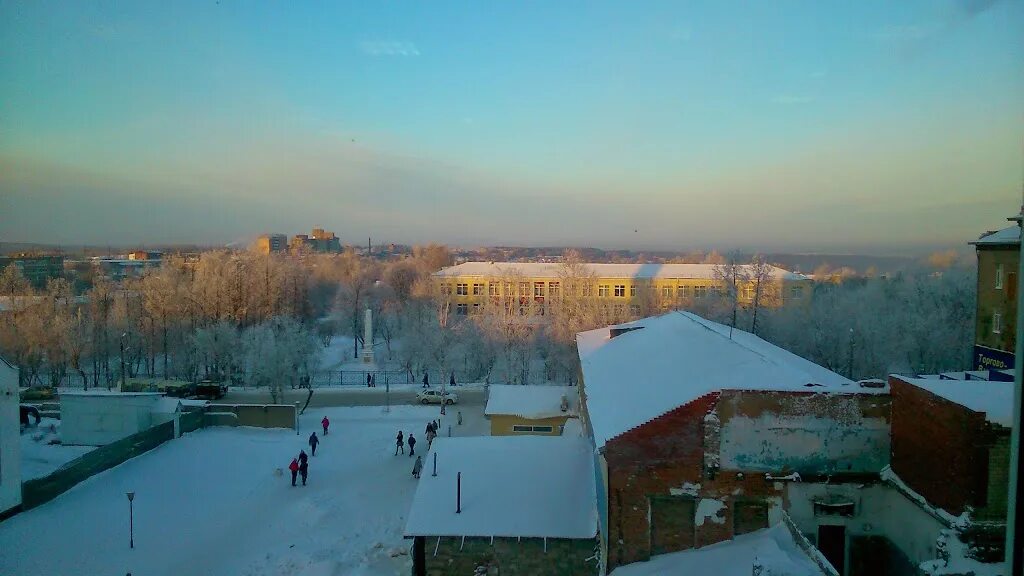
left=321, top=416, right=330, bottom=435
left=288, top=458, right=299, bottom=486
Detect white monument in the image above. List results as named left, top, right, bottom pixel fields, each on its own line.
left=361, top=307, right=375, bottom=364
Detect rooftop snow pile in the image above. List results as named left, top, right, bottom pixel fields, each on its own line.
left=578, top=311, right=860, bottom=448
left=608, top=523, right=828, bottom=576
left=484, top=385, right=574, bottom=419
left=434, top=261, right=809, bottom=281
left=404, top=436, right=597, bottom=539
left=893, top=375, right=1014, bottom=426
left=970, top=225, right=1020, bottom=246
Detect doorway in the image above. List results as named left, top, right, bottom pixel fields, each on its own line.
left=818, top=524, right=846, bottom=576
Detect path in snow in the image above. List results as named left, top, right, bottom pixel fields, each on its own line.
left=0, top=405, right=480, bottom=576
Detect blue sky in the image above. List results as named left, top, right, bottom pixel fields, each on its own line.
left=1, top=0, right=1022, bottom=253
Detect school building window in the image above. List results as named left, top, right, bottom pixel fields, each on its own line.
left=661, top=286, right=673, bottom=298
left=512, top=425, right=553, bottom=433
left=472, top=303, right=480, bottom=313
left=679, top=285, right=690, bottom=298
left=489, top=284, right=499, bottom=296
left=456, top=283, right=468, bottom=296
left=599, top=285, right=610, bottom=297
left=582, top=284, right=593, bottom=297
left=441, top=283, right=452, bottom=295
left=743, top=285, right=755, bottom=299
left=993, top=311, right=1002, bottom=334
left=694, top=286, right=707, bottom=298
left=472, top=283, right=484, bottom=295
left=614, top=285, right=626, bottom=297
left=456, top=303, right=468, bottom=315
left=534, top=282, right=545, bottom=297
left=996, top=264, right=1004, bottom=289
left=519, top=282, right=530, bottom=296
left=630, top=304, right=641, bottom=316
left=548, top=282, right=560, bottom=297
left=789, top=285, right=803, bottom=299
left=630, top=285, right=636, bottom=297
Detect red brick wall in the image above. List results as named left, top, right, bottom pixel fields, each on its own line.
left=889, top=376, right=990, bottom=515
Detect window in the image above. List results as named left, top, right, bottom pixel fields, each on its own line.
left=534, top=282, right=545, bottom=297
left=996, top=264, right=1004, bottom=290
left=614, top=285, right=626, bottom=297
left=661, top=286, right=673, bottom=298
left=679, top=285, right=690, bottom=298
left=630, top=304, right=641, bottom=315
left=599, top=285, right=610, bottom=297
left=472, top=303, right=480, bottom=313
left=694, top=286, right=707, bottom=298
left=548, top=282, right=560, bottom=297
left=613, top=304, right=624, bottom=316
left=789, top=285, right=803, bottom=300
left=512, top=425, right=553, bottom=433
left=519, top=282, right=530, bottom=296
left=472, top=283, right=484, bottom=295
left=582, top=284, right=593, bottom=297
left=742, top=285, right=755, bottom=299
left=993, top=311, right=1002, bottom=334
left=630, top=285, right=636, bottom=297
left=441, top=283, right=452, bottom=295
left=456, top=303, right=468, bottom=315
left=512, top=425, right=532, bottom=432
left=532, top=426, right=553, bottom=433
left=456, top=283, right=468, bottom=296
left=489, top=284, right=499, bottom=296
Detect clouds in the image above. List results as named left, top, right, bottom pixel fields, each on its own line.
left=358, top=40, right=420, bottom=57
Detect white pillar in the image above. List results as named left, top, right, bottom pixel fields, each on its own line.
left=361, top=308, right=375, bottom=364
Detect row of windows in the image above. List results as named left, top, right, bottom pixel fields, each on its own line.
left=511, top=425, right=555, bottom=433
left=442, top=282, right=804, bottom=299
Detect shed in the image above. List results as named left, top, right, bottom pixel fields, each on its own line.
left=59, top=392, right=168, bottom=446
left=484, top=385, right=577, bottom=436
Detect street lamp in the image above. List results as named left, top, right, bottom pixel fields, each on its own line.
left=126, top=491, right=135, bottom=549
left=119, top=332, right=128, bottom=391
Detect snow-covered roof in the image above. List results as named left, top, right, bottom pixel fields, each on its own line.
left=608, top=524, right=828, bottom=576
left=577, top=311, right=859, bottom=448
left=892, top=375, right=1014, bottom=426
left=404, top=436, right=597, bottom=539
left=484, top=385, right=575, bottom=419
left=434, top=261, right=809, bottom=282
left=970, top=225, right=1020, bottom=246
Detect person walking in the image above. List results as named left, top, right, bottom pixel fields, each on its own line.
left=321, top=416, right=330, bottom=435
left=308, top=432, right=319, bottom=456
left=450, top=372, right=456, bottom=387
left=396, top=431, right=405, bottom=455
left=408, top=434, right=417, bottom=457
left=366, top=373, right=372, bottom=387
left=288, top=457, right=299, bottom=486
left=422, top=372, right=430, bottom=388
left=412, top=455, right=423, bottom=479
left=426, top=427, right=435, bottom=450
left=425, top=421, right=433, bottom=435
left=298, top=456, right=309, bottom=486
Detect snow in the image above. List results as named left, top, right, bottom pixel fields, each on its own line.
left=484, top=384, right=574, bottom=419
left=920, top=529, right=1006, bottom=576
left=435, top=261, right=809, bottom=281
left=669, top=482, right=701, bottom=497
left=695, top=498, right=726, bottom=526
left=892, top=375, right=1014, bottom=426
left=608, top=524, right=827, bottom=576
left=880, top=465, right=967, bottom=527
left=970, top=225, right=1019, bottom=246
left=577, top=311, right=859, bottom=448
left=403, top=435, right=597, bottom=539
left=20, top=418, right=95, bottom=481
left=0, top=405, right=478, bottom=576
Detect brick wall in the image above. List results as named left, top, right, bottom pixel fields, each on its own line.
left=889, top=376, right=993, bottom=516
left=423, top=536, right=597, bottom=576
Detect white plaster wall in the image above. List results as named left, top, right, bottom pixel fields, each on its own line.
left=720, top=415, right=890, bottom=474
left=61, top=395, right=160, bottom=446
left=0, top=360, right=21, bottom=513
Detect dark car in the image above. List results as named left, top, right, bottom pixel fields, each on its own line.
left=194, top=380, right=227, bottom=400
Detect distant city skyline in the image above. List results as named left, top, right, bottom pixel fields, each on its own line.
left=1, top=1, right=1022, bottom=254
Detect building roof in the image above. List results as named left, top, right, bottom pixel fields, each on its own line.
left=892, top=374, right=1014, bottom=426
left=970, top=225, right=1020, bottom=246
left=434, top=261, right=809, bottom=282
left=577, top=311, right=860, bottom=449
left=403, top=436, right=597, bottom=539
left=484, top=385, right=575, bottom=419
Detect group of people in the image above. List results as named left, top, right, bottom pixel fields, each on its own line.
left=421, top=372, right=459, bottom=389
left=399, top=420, right=442, bottom=479
left=287, top=416, right=330, bottom=487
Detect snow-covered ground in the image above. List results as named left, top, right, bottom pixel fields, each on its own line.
left=608, top=524, right=826, bottom=576
left=1, top=405, right=486, bottom=576
left=20, top=418, right=94, bottom=481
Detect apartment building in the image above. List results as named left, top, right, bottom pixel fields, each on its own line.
left=970, top=215, right=1021, bottom=370
left=432, top=261, right=812, bottom=319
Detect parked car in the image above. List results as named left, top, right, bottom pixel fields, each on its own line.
left=19, top=386, right=55, bottom=402
left=416, top=390, right=458, bottom=405
left=194, top=380, right=227, bottom=400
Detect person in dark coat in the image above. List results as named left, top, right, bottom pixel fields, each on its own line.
left=298, top=457, right=308, bottom=486
left=422, top=372, right=430, bottom=388
left=321, top=416, right=330, bottom=435
left=367, top=373, right=372, bottom=387
left=412, top=455, right=423, bottom=479
left=309, top=432, right=319, bottom=456
left=288, top=458, right=299, bottom=486
left=450, top=372, right=456, bottom=387
left=408, top=434, right=416, bottom=457
left=395, top=431, right=405, bottom=455
left=425, top=422, right=433, bottom=435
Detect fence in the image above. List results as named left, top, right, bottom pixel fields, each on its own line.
left=204, top=404, right=296, bottom=429
left=309, top=370, right=412, bottom=387
left=21, top=420, right=176, bottom=511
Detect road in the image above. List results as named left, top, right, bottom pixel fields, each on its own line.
left=218, top=385, right=488, bottom=408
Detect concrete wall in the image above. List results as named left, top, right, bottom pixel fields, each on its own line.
left=489, top=414, right=569, bottom=436
left=60, top=394, right=162, bottom=446
left=422, top=536, right=597, bottom=576
left=207, top=404, right=296, bottom=429
left=0, top=359, right=21, bottom=515
left=717, top=391, right=891, bottom=475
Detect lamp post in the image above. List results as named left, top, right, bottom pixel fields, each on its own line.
left=119, top=332, right=128, bottom=391
left=126, top=491, right=135, bottom=549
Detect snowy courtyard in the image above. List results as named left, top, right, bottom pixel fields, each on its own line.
left=1, top=405, right=485, bottom=576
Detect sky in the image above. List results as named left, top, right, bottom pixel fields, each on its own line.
left=1, top=0, right=1022, bottom=254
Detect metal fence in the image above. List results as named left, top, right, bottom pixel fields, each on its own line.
left=309, top=370, right=413, bottom=387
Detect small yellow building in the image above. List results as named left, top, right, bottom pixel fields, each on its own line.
left=484, top=384, right=577, bottom=436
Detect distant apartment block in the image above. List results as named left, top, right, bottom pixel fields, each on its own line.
left=289, top=227, right=341, bottom=254
left=127, top=250, right=163, bottom=261
left=0, top=254, right=65, bottom=289
left=970, top=214, right=1021, bottom=370
left=432, top=261, right=812, bottom=322
left=254, top=234, right=288, bottom=254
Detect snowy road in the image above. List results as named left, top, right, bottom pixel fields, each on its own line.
left=1, top=406, right=479, bottom=576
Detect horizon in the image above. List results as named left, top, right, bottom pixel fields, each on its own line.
left=1, top=1, right=1022, bottom=253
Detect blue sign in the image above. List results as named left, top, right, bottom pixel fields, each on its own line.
left=974, top=345, right=1015, bottom=371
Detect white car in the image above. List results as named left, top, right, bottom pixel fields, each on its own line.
left=416, top=390, right=458, bottom=405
